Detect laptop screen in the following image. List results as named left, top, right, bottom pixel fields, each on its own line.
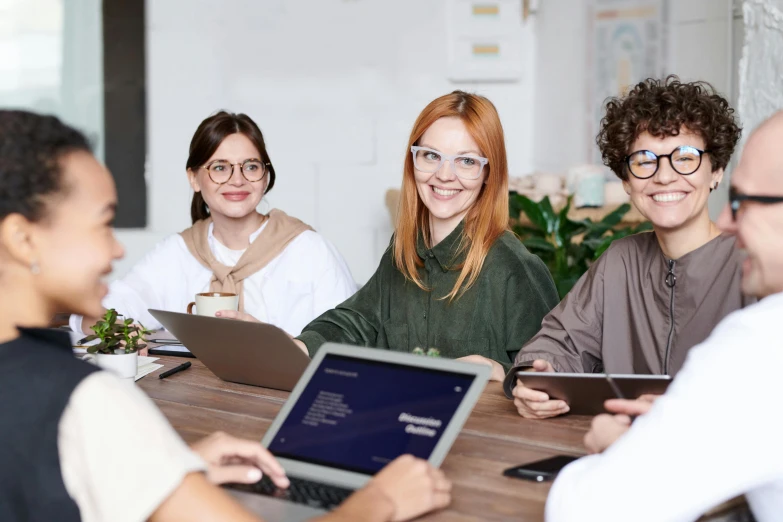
left=267, top=353, right=478, bottom=475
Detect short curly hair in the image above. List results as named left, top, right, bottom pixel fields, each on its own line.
left=596, top=75, right=742, bottom=181
left=0, top=110, right=91, bottom=222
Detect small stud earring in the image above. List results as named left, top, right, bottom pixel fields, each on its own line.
left=30, top=261, right=40, bottom=275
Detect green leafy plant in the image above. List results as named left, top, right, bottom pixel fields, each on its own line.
left=510, top=194, right=653, bottom=298
left=83, top=308, right=152, bottom=354
left=412, top=347, right=441, bottom=357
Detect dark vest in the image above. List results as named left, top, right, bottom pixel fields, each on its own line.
left=0, top=328, right=99, bottom=521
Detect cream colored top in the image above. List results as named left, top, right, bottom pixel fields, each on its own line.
left=58, top=371, right=205, bottom=522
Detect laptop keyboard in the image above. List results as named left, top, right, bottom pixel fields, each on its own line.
left=228, top=474, right=355, bottom=510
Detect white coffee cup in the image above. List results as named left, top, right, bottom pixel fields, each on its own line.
left=83, top=350, right=138, bottom=380
left=187, top=292, right=239, bottom=317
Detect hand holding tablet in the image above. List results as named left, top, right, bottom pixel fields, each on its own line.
left=515, top=371, right=671, bottom=417
left=511, top=359, right=570, bottom=419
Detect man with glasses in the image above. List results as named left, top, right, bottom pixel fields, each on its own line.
left=546, top=111, right=783, bottom=522
left=505, top=76, right=752, bottom=418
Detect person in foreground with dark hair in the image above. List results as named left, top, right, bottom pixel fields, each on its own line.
left=0, top=109, right=451, bottom=521
left=71, top=111, right=356, bottom=345
left=546, top=111, right=783, bottom=522
left=506, top=76, right=753, bottom=416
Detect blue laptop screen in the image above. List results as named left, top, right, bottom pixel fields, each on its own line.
left=267, top=353, right=477, bottom=475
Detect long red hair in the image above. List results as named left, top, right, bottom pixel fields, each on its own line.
left=393, top=91, right=509, bottom=301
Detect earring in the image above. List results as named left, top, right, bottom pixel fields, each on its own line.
left=30, top=261, right=40, bottom=275
left=710, top=181, right=719, bottom=193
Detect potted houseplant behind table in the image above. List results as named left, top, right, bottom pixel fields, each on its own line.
left=82, top=309, right=151, bottom=380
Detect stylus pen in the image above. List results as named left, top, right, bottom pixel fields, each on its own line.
left=148, top=338, right=183, bottom=345
left=604, top=373, right=636, bottom=423
left=159, top=361, right=192, bottom=379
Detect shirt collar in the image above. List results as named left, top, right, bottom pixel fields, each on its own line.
left=416, top=220, right=467, bottom=272
left=15, top=327, right=73, bottom=352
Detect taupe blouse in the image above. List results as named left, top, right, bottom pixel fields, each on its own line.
left=503, top=232, right=752, bottom=397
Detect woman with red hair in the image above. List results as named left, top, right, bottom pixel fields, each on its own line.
left=294, top=91, right=559, bottom=381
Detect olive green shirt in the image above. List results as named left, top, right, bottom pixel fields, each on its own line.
left=297, top=222, right=559, bottom=370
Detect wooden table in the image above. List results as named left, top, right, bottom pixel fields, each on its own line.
left=138, top=357, right=749, bottom=522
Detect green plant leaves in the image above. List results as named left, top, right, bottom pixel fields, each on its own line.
left=512, top=194, right=550, bottom=233
left=513, top=195, right=647, bottom=299
left=522, top=237, right=556, bottom=252
left=88, top=308, right=150, bottom=354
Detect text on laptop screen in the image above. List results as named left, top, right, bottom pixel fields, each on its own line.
left=267, top=353, right=477, bottom=475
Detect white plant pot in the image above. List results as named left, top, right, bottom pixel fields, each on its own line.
left=83, top=350, right=138, bottom=380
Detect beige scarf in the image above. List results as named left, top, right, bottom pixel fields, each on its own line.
left=180, top=209, right=314, bottom=312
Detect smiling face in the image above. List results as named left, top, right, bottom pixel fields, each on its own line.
left=414, top=117, right=487, bottom=237
left=32, top=151, right=124, bottom=317
left=187, top=133, right=267, bottom=220
left=623, top=129, right=722, bottom=232
left=717, top=118, right=783, bottom=298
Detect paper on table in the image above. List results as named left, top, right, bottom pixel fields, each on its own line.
left=149, top=344, right=190, bottom=353
left=136, top=356, right=163, bottom=381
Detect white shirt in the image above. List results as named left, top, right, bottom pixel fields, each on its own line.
left=546, top=291, right=783, bottom=522
left=70, top=221, right=357, bottom=336
left=58, top=372, right=205, bottom=522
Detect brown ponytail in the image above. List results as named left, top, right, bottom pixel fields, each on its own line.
left=190, top=191, right=210, bottom=224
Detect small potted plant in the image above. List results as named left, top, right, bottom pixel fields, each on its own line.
left=82, top=309, right=151, bottom=380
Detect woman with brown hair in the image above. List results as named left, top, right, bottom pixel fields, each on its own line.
left=508, top=76, right=752, bottom=418
left=71, top=111, right=356, bottom=342
left=292, top=91, right=559, bottom=381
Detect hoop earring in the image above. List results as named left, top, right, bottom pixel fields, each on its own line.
left=30, top=261, right=40, bottom=275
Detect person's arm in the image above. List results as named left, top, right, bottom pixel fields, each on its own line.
left=546, top=318, right=783, bottom=522
left=582, top=396, right=657, bottom=454
left=503, top=255, right=560, bottom=367
left=502, top=251, right=609, bottom=398
left=60, top=371, right=451, bottom=522
left=457, top=254, right=560, bottom=382
left=296, top=251, right=389, bottom=357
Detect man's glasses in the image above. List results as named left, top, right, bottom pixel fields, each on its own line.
left=410, top=146, right=488, bottom=180
left=625, top=146, right=709, bottom=180
left=202, top=159, right=269, bottom=184
left=729, top=186, right=783, bottom=221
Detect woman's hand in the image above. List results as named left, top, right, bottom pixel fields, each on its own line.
left=334, top=455, right=451, bottom=521
left=190, top=431, right=289, bottom=488
left=511, top=359, right=569, bottom=419
left=214, top=310, right=261, bottom=322
left=456, top=354, right=506, bottom=382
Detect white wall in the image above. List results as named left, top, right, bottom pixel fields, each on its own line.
left=120, top=0, right=536, bottom=283
left=738, top=0, right=783, bottom=140
left=532, top=0, right=739, bottom=218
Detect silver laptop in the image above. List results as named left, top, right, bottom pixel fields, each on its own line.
left=148, top=309, right=310, bottom=391
left=226, top=343, right=491, bottom=521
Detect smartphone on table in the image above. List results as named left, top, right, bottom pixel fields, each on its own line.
left=502, top=455, right=579, bottom=482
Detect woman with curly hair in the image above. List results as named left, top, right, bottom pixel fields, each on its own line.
left=505, top=76, right=753, bottom=417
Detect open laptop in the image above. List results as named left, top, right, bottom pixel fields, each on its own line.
left=226, top=343, right=491, bottom=521
left=148, top=309, right=310, bottom=391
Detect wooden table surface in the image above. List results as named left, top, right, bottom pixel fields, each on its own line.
left=138, top=357, right=748, bottom=522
